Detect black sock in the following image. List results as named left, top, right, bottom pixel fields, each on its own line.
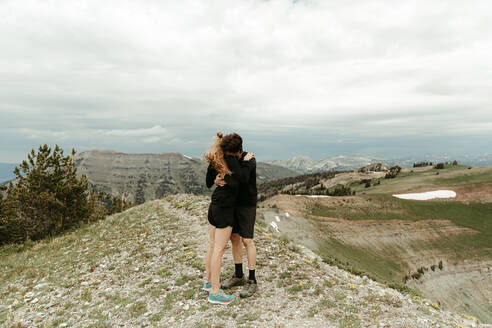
left=248, top=269, right=257, bottom=283
left=235, top=263, right=243, bottom=278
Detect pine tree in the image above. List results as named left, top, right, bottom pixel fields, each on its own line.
left=2, top=145, right=91, bottom=243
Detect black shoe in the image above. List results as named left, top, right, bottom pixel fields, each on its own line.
left=221, top=275, right=246, bottom=290
left=239, top=280, right=258, bottom=298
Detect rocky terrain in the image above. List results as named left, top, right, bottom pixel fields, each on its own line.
left=1, top=194, right=489, bottom=328
left=74, top=150, right=298, bottom=204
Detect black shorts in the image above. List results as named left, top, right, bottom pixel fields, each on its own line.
left=208, top=204, right=234, bottom=229
left=232, top=206, right=256, bottom=239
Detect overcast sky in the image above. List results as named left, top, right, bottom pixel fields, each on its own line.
left=1, top=0, right=491, bottom=163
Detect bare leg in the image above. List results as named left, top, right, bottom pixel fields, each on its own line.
left=242, top=238, right=256, bottom=271
left=211, top=226, right=233, bottom=294
left=205, top=224, right=215, bottom=282
left=230, top=233, right=243, bottom=264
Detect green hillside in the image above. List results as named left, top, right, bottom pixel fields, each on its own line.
left=351, top=164, right=492, bottom=195
left=313, top=195, right=492, bottom=256
left=262, top=164, right=492, bottom=323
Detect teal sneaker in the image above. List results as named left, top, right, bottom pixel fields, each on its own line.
left=208, top=290, right=234, bottom=305
left=202, top=282, right=212, bottom=292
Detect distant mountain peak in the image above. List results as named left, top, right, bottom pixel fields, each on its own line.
left=85, top=149, right=126, bottom=154
left=269, top=155, right=384, bottom=173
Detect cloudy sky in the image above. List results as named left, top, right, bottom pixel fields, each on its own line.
left=1, top=0, right=491, bottom=163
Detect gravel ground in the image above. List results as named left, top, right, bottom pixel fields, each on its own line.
left=0, top=194, right=489, bottom=328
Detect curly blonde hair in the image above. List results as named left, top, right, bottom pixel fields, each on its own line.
left=204, top=132, right=232, bottom=176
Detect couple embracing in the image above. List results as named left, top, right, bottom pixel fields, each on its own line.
left=203, top=132, right=258, bottom=304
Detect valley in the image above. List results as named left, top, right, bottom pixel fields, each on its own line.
left=259, top=164, right=492, bottom=323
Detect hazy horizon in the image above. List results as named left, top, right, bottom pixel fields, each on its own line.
left=1, top=0, right=491, bottom=163
left=1, top=146, right=491, bottom=164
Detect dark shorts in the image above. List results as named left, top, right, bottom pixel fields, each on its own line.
left=208, top=204, right=234, bottom=229
left=232, top=206, right=256, bottom=239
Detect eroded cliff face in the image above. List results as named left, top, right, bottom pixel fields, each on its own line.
left=74, top=150, right=298, bottom=204
left=260, top=194, right=492, bottom=324
left=407, top=260, right=492, bottom=323
left=75, top=150, right=209, bottom=203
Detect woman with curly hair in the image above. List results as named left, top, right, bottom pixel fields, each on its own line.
left=202, top=132, right=253, bottom=304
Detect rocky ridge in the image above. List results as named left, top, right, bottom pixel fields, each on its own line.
left=0, top=194, right=489, bottom=327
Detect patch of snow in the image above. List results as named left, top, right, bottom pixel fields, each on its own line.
left=295, top=195, right=332, bottom=198
left=275, top=216, right=280, bottom=222
left=183, top=155, right=192, bottom=159
left=285, top=212, right=290, bottom=217
left=270, top=222, right=280, bottom=232
left=393, top=190, right=456, bottom=200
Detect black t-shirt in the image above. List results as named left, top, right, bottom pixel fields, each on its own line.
left=237, top=152, right=257, bottom=207
left=206, top=155, right=246, bottom=207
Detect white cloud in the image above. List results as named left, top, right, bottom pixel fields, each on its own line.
left=142, top=136, right=162, bottom=143
left=100, top=125, right=168, bottom=138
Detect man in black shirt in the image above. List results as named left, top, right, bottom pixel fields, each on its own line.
left=215, top=149, right=258, bottom=297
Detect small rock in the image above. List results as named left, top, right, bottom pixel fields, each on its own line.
left=81, top=282, right=89, bottom=286
left=59, top=323, right=68, bottom=328
left=31, top=298, right=39, bottom=304
left=34, top=283, right=49, bottom=290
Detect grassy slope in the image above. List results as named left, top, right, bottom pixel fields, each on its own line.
left=3, top=195, right=475, bottom=327
left=308, top=165, right=492, bottom=283
left=351, top=164, right=492, bottom=195
left=314, top=195, right=492, bottom=261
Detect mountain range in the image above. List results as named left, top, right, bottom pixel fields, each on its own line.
left=4, top=152, right=491, bottom=184
left=73, top=150, right=298, bottom=204
left=268, top=154, right=492, bottom=173
left=268, top=155, right=385, bottom=173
